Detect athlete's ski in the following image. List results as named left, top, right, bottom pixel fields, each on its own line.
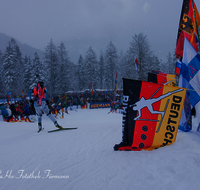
left=48, top=127, right=77, bottom=133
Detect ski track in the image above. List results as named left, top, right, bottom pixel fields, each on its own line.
left=0, top=108, right=200, bottom=190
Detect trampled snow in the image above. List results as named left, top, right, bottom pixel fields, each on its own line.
left=0, top=107, right=200, bottom=190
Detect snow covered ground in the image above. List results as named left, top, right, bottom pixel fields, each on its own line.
left=0, top=107, right=200, bottom=190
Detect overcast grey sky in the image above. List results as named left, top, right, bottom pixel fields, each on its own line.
left=0, top=0, right=199, bottom=63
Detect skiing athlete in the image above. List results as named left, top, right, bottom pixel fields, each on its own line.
left=28, top=81, right=62, bottom=132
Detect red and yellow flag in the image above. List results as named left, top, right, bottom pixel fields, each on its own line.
left=175, top=0, right=200, bottom=58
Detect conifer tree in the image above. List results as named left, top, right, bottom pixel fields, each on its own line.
left=57, top=42, right=70, bottom=93
left=23, top=55, right=32, bottom=93
left=30, top=52, right=44, bottom=89
left=99, top=52, right=105, bottom=89
left=44, top=39, right=58, bottom=94
left=118, top=50, right=126, bottom=89
left=84, top=47, right=98, bottom=89
left=167, top=52, right=175, bottom=74
left=69, top=61, right=78, bottom=91
left=3, top=38, right=23, bottom=95
left=105, top=41, right=118, bottom=89
left=76, top=55, right=85, bottom=91
left=127, top=33, right=152, bottom=81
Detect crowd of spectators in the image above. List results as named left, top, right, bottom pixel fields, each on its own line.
left=0, top=89, right=123, bottom=122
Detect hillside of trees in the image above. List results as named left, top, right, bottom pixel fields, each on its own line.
left=0, top=33, right=176, bottom=96
left=0, top=32, right=44, bottom=60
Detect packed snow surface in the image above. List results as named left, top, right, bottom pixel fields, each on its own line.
left=0, top=108, right=200, bottom=190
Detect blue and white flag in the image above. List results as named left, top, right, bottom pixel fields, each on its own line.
left=180, top=38, right=200, bottom=107
left=179, top=38, right=200, bottom=132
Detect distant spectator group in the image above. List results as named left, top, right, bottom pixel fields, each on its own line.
left=0, top=89, right=123, bottom=122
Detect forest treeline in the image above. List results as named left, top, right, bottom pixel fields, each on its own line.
left=0, top=33, right=176, bottom=96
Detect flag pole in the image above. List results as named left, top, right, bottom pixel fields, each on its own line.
left=191, top=0, right=200, bottom=52
left=113, top=72, right=118, bottom=102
